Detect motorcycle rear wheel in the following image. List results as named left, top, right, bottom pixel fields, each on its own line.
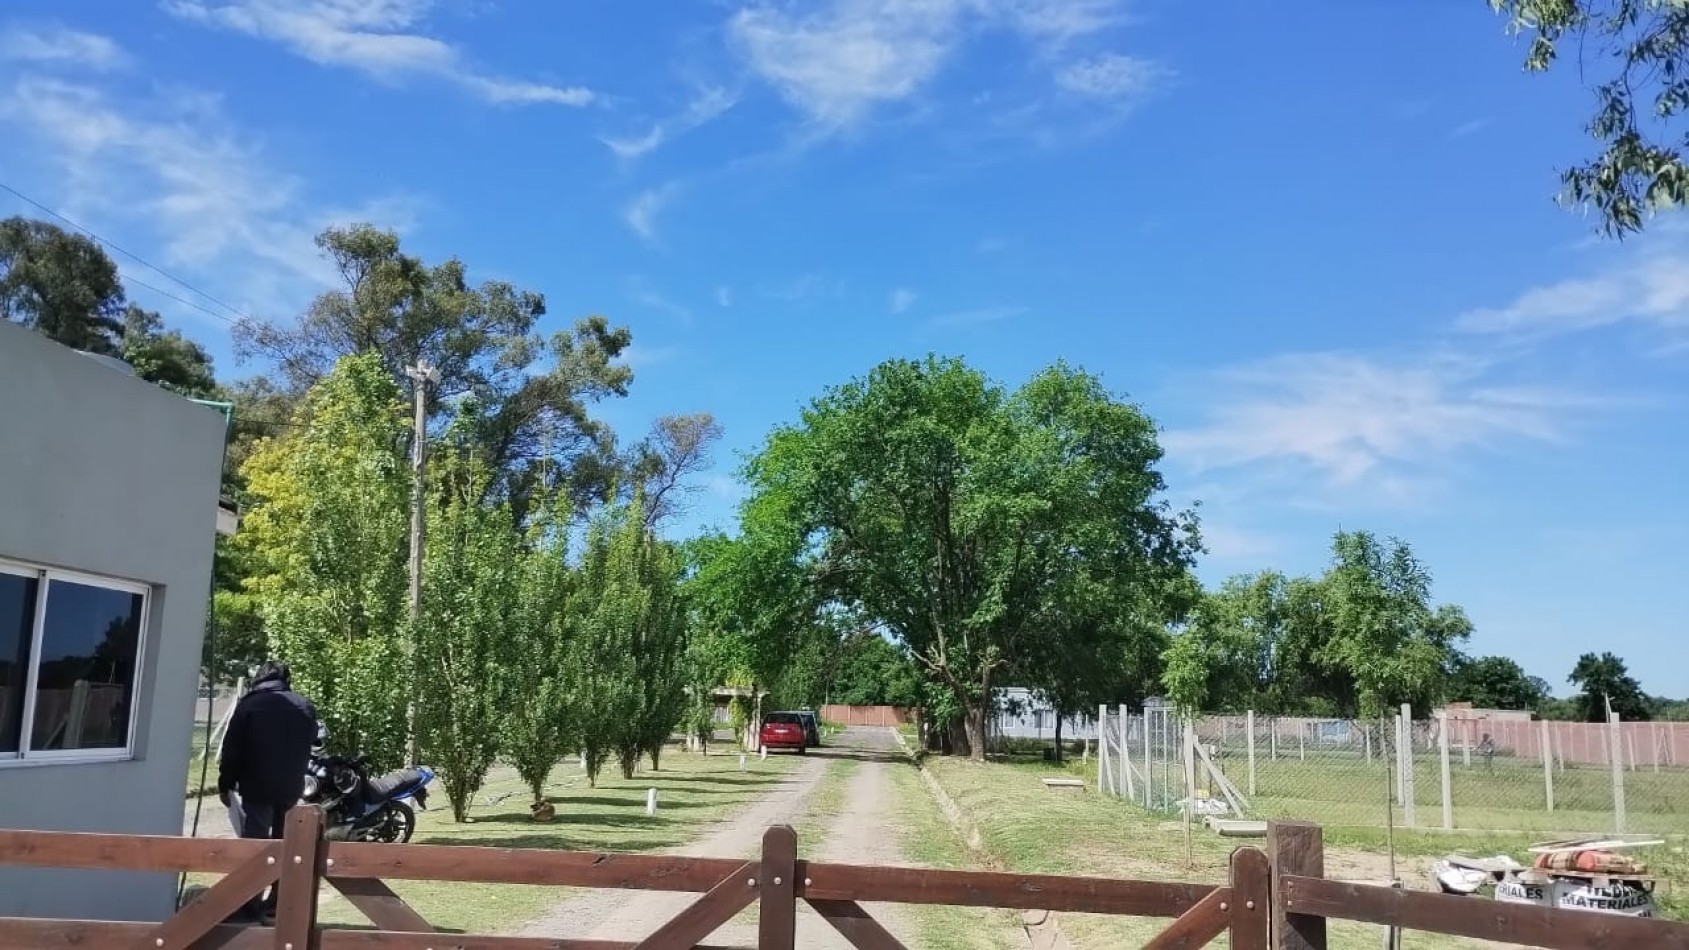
left=368, top=801, right=416, bottom=843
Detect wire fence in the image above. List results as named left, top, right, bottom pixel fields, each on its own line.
left=1094, top=705, right=1689, bottom=838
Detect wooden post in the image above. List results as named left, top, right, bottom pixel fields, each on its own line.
left=1437, top=712, right=1453, bottom=831
left=1541, top=717, right=1555, bottom=813
left=1609, top=711, right=1627, bottom=833
left=1247, top=710, right=1258, bottom=798
left=275, top=806, right=325, bottom=948
left=1298, top=723, right=1305, bottom=762
left=1268, top=821, right=1327, bottom=950
left=1230, top=845, right=1270, bottom=949
left=759, top=825, right=798, bottom=949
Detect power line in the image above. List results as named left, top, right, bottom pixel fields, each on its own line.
left=0, top=180, right=257, bottom=326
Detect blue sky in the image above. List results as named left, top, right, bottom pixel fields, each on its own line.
left=2, top=1, right=1684, bottom=698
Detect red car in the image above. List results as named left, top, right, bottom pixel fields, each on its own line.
left=759, top=712, right=808, bottom=754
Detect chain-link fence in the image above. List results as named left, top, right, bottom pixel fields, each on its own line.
left=1093, top=704, right=1689, bottom=838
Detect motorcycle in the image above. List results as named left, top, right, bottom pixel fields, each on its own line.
left=301, top=724, right=436, bottom=843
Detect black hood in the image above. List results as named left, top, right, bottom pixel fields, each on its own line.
left=249, top=661, right=291, bottom=691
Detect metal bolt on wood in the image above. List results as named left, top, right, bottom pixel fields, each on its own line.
left=774, top=876, right=783, bottom=885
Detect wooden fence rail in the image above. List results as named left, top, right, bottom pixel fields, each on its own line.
left=1, top=811, right=1687, bottom=948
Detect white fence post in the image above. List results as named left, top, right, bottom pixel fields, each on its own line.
left=1437, top=711, right=1453, bottom=830
left=1394, top=713, right=1406, bottom=806
left=1246, top=709, right=1257, bottom=797
left=1118, top=703, right=1131, bottom=800
left=1610, top=711, right=1627, bottom=833
left=1399, top=704, right=1416, bottom=828
left=1541, top=717, right=1555, bottom=813
left=1141, top=706, right=1152, bottom=808
left=1097, top=704, right=1110, bottom=795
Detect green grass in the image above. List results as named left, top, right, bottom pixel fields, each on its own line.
left=1225, top=750, right=1689, bottom=836
left=793, top=755, right=856, bottom=847
left=884, top=755, right=1019, bottom=950
left=917, top=752, right=1682, bottom=947
left=228, top=749, right=801, bottom=936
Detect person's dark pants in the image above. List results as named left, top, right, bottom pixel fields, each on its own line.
left=237, top=798, right=288, bottom=918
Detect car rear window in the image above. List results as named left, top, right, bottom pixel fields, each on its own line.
left=765, top=713, right=801, bottom=724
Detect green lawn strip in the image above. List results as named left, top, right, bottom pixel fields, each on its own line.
left=1230, top=752, right=1689, bottom=836
left=883, top=757, right=1018, bottom=950
left=306, top=750, right=800, bottom=936
left=921, top=755, right=1532, bottom=949
left=793, top=755, right=857, bottom=848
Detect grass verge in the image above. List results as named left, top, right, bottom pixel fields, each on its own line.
left=884, top=756, right=1021, bottom=950
left=186, top=750, right=799, bottom=936
left=918, top=753, right=1660, bottom=949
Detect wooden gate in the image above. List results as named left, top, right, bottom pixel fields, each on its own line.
left=3, top=811, right=1689, bottom=948
left=0, top=804, right=1263, bottom=949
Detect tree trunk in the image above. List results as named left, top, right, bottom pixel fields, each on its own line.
left=1054, top=714, right=1065, bottom=764
left=964, top=703, right=987, bottom=762
left=648, top=745, right=661, bottom=771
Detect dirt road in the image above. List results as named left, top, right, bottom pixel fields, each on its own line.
left=517, top=727, right=972, bottom=946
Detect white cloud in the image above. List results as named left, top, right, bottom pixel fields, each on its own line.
left=715, top=285, right=733, bottom=307
left=623, top=185, right=676, bottom=242
left=0, top=24, right=129, bottom=71
left=727, top=0, right=957, bottom=131
left=1456, top=246, right=1689, bottom=345
left=625, top=277, right=692, bottom=322
left=1449, top=117, right=1489, bottom=139
left=1162, top=351, right=1602, bottom=490
left=725, top=0, right=1142, bottom=131
left=600, top=86, right=738, bottom=160
left=889, top=287, right=917, bottom=313
left=162, top=0, right=593, bottom=106
left=1054, top=52, right=1162, bottom=105
left=0, top=75, right=417, bottom=324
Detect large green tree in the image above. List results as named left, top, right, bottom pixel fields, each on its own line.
left=413, top=435, right=523, bottom=821
left=1490, top=0, right=1689, bottom=235
left=1449, top=655, right=1550, bottom=711
left=1162, top=534, right=1472, bottom=718
left=738, top=356, right=1198, bottom=760
left=120, top=305, right=218, bottom=397
left=1, top=217, right=124, bottom=352
left=234, top=224, right=636, bottom=513
left=1568, top=651, right=1652, bottom=721
left=501, top=488, right=578, bottom=806
left=238, top=352, right=411, bottom=768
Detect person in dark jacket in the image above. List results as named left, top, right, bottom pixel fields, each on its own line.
left=218, top=660, right=317, bottom=920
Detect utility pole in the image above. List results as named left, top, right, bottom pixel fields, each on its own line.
left=404, top=359, right=438, bottom=765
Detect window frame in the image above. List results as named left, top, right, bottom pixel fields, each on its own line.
left=0, top=557, right=151, bottom=767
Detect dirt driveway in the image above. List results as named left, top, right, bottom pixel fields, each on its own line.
left=518, top=727, right=1007, bottom=947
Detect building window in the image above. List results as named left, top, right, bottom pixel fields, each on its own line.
left=0, top=560, right=148, bottom=763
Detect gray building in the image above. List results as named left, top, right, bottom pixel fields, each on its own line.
left=0, top=322, right=227, bottom=921
left=991, top=686, right=1098, bottom=741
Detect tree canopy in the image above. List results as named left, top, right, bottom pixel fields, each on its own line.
left=731, top=356, right=1199, bottom=760
left=1490, top=0, right=1689, bottom=235
left=1162, top=533, right=1473, bottom=719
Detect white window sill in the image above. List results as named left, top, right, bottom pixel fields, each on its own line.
left=0, top=750, right=136, bottom=768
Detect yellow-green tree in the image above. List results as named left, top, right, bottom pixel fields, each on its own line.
left=238, top=352, right=410, bottom=768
